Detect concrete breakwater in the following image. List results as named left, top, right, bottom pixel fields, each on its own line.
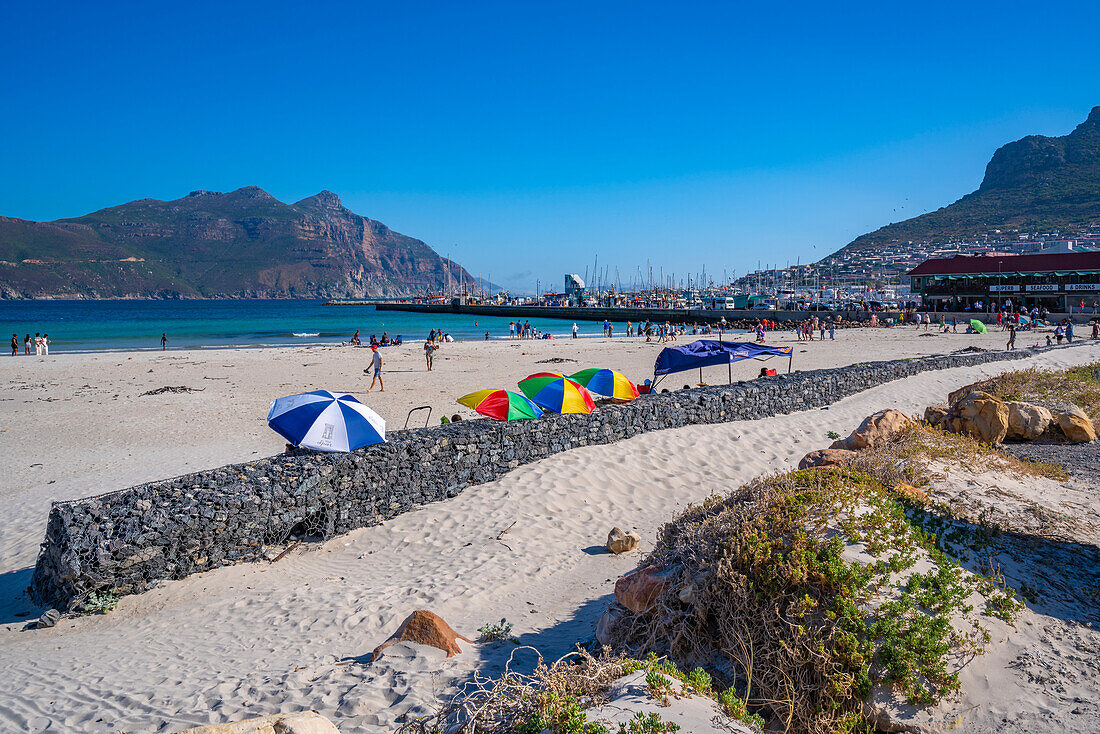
left=29, top=345, right=1070, bottom=611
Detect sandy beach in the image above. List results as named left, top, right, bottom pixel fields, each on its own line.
left=0, top=327, right=1096, bottom=732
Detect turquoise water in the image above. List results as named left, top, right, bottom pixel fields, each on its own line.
left=0, top=300, right=629, bottom=353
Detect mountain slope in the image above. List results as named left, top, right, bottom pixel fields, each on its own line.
left=834, top=106, right=1100, bottom=256
left=0, top=187, right=478, bottom=299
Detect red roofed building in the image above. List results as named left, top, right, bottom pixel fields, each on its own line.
left=907, top=251, right=1100, bottom=312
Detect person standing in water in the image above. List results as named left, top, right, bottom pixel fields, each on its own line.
left=161, top=333, right=168, bottom=350
left=367, top=345, right=384, bottom=391
left=10, top=334, right=17, bottom=356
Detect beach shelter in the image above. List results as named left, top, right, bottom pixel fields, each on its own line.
left=969, top=319, right=988, bottom=334
left=457, top=389, right=544, bottom=421
left=569, top=368, right=640, bottom=402
left=518, top=373, right=596, bottom=414
left=267, top=390, right=385, bottom=451
left=651, top=340, right=793, bottom=388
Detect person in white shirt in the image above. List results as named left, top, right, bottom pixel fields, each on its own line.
left=41, top=334, right=49, bottom=355
left=366, top=345, right=384, bottom=391
left=34, top=333, right=42, bottom=356
left=572, top=323, right=578, bottom=338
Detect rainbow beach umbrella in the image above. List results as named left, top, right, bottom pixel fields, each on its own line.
left=457, top=389, right=544, bottom=421
left=518, top=373, right=596, bottom=414
left=569, top=368, right=640, bottom=402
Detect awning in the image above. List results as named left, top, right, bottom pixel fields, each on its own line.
left=653, top=340, right=793, bottom=385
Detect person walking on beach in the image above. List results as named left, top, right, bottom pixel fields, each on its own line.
left=366, top=345, right=385, bottom=391
left=1006, top=323, right=1016, bottom=350
left=161, top=333, right=168, bottom=350
left=829, top=322, right=836, bottom=340
left=10, top=334, right=17, bottom=356
left=424, top=340, right=436, bottom=371
left=509, top=321, right=516, bottom=339
left=572, top=322, right=578, bottom=338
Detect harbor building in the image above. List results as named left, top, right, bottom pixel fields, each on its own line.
left=908, top=251, right=1100, bottom=311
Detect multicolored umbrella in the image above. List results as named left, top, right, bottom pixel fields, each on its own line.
left=267, top=390, right=385, bottom=451
left=457, top=389, right=544, bottom=421
left=970, top=319, right=988, bottom=334
left=569, top=368, right=639, bottom=402
left=518, top=373, right=596, bottom=414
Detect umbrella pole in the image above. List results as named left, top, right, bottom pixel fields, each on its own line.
left=728, top=362, right=732, bottom=384
left=788, top=353, right=792, bottom=373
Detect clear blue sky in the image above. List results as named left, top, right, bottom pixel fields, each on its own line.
left=2, top=1, right=1097, bottom=292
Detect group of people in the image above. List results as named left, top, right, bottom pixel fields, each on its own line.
left=10, top=333, right=49, bottom=356
left=789, top=316, right=837, bottom=342
left=510, top=321, right=547, bottom=339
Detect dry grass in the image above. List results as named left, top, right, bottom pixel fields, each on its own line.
left=847, top=424, right=1068, bottom=489
left=964, top=361, right=1100, bottom=421
left=401, top=647, right=634, bottom=734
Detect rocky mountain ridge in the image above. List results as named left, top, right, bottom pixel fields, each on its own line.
left=0, top=187, right=479, bottom=299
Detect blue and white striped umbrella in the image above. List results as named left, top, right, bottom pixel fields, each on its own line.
left=267, top=390, right=386, bottom=452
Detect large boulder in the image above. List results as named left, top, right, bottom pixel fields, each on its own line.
left=798, top=448, right=856, bottom=470
left=614, top=565, right=675, bottom=614
left=947, top=380, right=992, bottom=406
left=946, top=391, right=1009, bottom=444
left=181, top=711, right=339, bottom=733
left=370, top=610, right=472, bottom=662
left=830, top=409, right=916, bottom=451
left=924, top=404, right=949, bottom=429
left=1005, top=401, right=1053, bottom=441
left=1055, top=407, right=1097, bottom=443
left=606, top=527, right=640, bottom=554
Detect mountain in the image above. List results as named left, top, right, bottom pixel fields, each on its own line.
left=0, top=187, right=480, bottom=299
left=833, top=106, right=1100, bottom=257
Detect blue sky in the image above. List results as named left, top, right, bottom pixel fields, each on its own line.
left=2, top=1, right=1098, bottom=292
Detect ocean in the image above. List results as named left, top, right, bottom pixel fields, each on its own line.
left=0, top=300, right=633, bottom=353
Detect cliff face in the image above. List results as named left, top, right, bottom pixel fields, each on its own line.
left=831, top=106, right=1100, bottom=257
left=0, top=187, right=478, bottom=299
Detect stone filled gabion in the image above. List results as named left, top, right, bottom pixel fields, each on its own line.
left=29, top=345, right=1065, bottom=610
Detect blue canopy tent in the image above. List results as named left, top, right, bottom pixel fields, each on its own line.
left=651, top=340, right=793, bottom=389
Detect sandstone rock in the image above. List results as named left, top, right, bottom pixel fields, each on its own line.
left=946, top=391, right=1009, bottom=444
left=798, top=448, right=856, bottom=469
left=830, top=409, right=917, bottom=451
left=1005, top=401, right=1053, bottom=441
left=370, top=610, right=472, bottom=662
left=894, top=483, right=930, bottom=504
left=1055, top=407, right=1097, bottom=443
left=947, top=380, right=992, bottom=406
left=181, top=711, right=339, bottom=733
left=923, top=404, right=949, bottom=429
left=614, top=565, right=676, bottom=614
left=606, top=527, right=640, bottom=554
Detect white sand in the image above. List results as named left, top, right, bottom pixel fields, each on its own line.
left=0, top=328, right=1095, bottom=732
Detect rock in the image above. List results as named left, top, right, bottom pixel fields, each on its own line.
left=798, top=448, right=856, bottom=469
left=830, top=409, right=917, bottom=451
left=1005, top=401, right=1053, bottom=441
left=595, top=602, right=627, bottom=646
left=181, top=711, right=340, bottom=733
left=947, top=380, right=992, bottom=406
left=370, top=610, right=472, bottom=662
left=614, top=564, right=676, bottom=614
left=946, top=391, right=1009, bottom=444
left=924, top=404, right=949, bottom=429
left=894, top=483, right=930, bottom=504
left=1055, top=407, right=1097, bottom=443
left=35, top=609, right=60, bottom=629
left=606, top=527, right=640, bottom=554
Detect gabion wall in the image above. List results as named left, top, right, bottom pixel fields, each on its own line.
left=30, top=345, right=1061, bottom=610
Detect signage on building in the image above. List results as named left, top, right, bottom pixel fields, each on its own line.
left=988, top=284, right=1019, bottom=292
left=1025, top=284, right=1059, bottom=292
left=1067, top=283, right=1100, bottom=291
